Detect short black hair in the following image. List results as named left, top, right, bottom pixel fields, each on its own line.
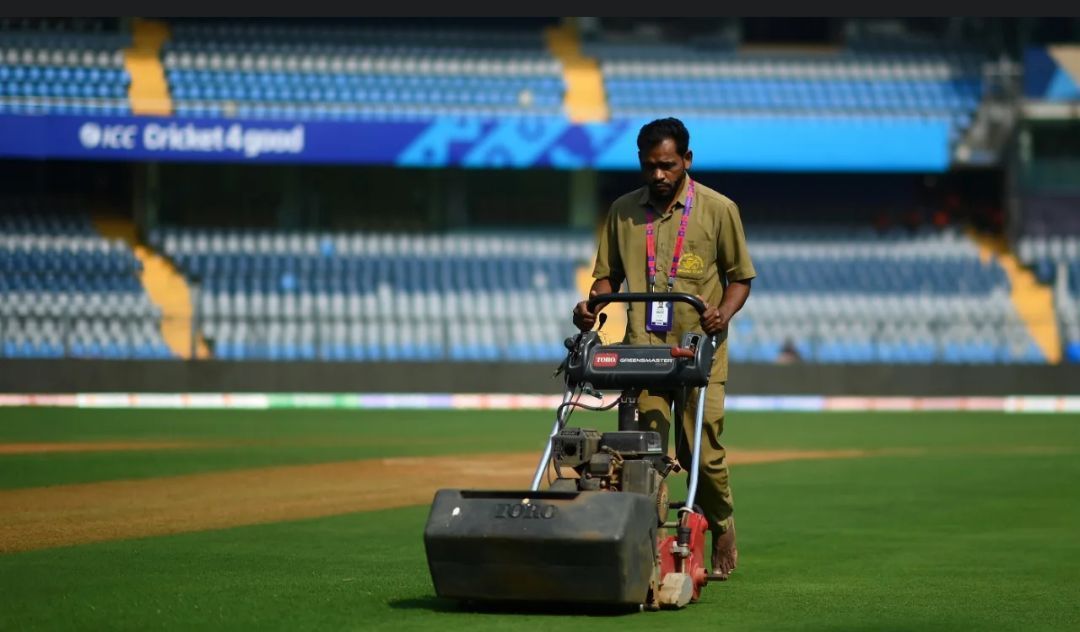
left=637, top=117, right=690, bottom=156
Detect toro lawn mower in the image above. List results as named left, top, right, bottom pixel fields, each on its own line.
left=424, top=292, right=719, bottom=611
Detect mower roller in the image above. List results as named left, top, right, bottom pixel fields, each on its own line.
left=424, top=292, right=717, bottom=610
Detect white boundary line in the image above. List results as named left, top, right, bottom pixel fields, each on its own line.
left=1, top=393, right=1080, bottom=413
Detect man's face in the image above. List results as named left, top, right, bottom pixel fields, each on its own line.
left=639, top=138, right=693, bottom=202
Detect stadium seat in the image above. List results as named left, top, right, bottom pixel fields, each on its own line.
left=154, top=225, right=591, bottom=362
left=0, top=205, right=173, bottom=360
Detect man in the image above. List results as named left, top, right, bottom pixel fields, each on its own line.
left=572, top=117, right=755, bottom=581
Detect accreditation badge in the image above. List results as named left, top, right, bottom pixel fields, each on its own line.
left=646, top=300, right=673, bottom=332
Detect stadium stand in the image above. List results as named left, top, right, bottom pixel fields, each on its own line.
left=0, top=18, right=988, bottom=148
left=148, top=220, right=1044, bottom=365
left=0, top=19, right=1050, bottom=366
left=149, top=227, right=592, bottom=362
left=585, top=38, right=984, bottom=146
left=0, top=201, right=172, bottom=359
left=161, top=21, right=566, bottom=120
left=731, top=223, right=1044, bottom=364
left=0, top=21, right=133, bottom=116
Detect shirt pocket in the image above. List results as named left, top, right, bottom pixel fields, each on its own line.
left=675, top=239, right=710, bottom=281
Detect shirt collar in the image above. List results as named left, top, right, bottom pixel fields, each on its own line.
left=638, top=176, right=691, bottom=216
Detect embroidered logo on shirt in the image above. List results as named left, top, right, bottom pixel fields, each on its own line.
left=680, top=253, right=705, bottom=276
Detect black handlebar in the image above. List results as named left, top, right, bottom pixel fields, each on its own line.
left=587, top=292, right=707, bottom=315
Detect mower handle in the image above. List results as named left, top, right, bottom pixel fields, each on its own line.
left=587, top=292, right=707, bottom=316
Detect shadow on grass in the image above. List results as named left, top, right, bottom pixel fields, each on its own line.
left=388, top=596, right=640, bottom=617
left=387, top=597, right=461, bottom=613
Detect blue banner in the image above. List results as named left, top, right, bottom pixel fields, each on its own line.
left=0, top=114, right=424, bottom=164
left=0, top=113, right=951, bottom=172
left=1024, top=46, right=1080, bottom=101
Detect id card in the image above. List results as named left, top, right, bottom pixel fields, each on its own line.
left=645, top=301, right=673, bottom=332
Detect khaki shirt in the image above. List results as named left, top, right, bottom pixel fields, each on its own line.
left=592, top=176, right=756, bottom=382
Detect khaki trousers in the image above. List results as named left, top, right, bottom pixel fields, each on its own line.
left=637, top=371, right=732, bottom=534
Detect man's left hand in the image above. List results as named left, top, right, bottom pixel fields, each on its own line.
left=698, top=295, right=729, bottom=335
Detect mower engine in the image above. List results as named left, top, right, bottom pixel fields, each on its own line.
left=549, top=428, right=672, bottom=514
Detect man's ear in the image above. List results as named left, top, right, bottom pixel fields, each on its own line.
left=683, top=149, right=693, bottom=171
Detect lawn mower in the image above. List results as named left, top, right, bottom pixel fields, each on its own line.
left=423, top=292, right=718, bottom=610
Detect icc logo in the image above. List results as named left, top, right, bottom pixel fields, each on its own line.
left=78, top=123, right=102, bottom=149
left=79, top=122, right=137, bottom=150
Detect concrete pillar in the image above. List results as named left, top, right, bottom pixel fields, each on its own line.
left=568, top=168, right=598, bottom=230
left=275, top=167, right=302, bottom=228
left=445, top=169, right=469, bottom=229
left=133, top=161, right=160, bottom=235
left=1003, top=132, right=1023, bottom=243
left=426, top=168, right=445, bottom=229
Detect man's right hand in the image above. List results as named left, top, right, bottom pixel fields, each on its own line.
left=572, top=290, right=600, bottom=331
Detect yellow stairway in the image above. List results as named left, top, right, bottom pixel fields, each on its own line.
left=124, top=18, right=172, bottom=116
left=967, top=228, right=1061, bottom=364
left=545, top=23, right=608, bottom=123
left=92, top=215, right=210, bottom=359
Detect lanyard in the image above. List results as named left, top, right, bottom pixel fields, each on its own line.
left=645, top=179, right=695, bottom=291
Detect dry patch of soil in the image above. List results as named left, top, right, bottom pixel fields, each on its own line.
left=0, top=448, right=882, bottom=554
left=0, top=441, right=203, bottom=455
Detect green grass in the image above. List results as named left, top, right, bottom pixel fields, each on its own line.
left=1, top=409, right=1076, bottom=489
left=1, top=409, right=1079, bottom=630
left=0, top=409, right=557, bottom=489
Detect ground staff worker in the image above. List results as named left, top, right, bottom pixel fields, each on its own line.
left=573, top=117, right=755, bottom=581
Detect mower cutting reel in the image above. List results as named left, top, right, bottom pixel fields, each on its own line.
left=423, top=292, right=718, bottom=610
